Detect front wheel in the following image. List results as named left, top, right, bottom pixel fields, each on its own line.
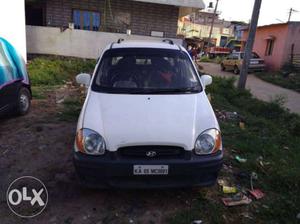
left=233, top=66, right=240, bottom=75
left=16, top=88, right=31, bottom=115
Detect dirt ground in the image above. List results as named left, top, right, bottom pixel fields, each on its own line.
left=0, top=89, right=211, bottom=224
left=0, top=87, right=257, bottom=224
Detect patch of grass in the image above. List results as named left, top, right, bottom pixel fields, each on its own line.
left=31, top=85, right=58, bottom=99
left=170, top=77, right=300, bottom=223
left=209, top=78, right=300, bottom=223
left=200, top=56, right=224, bottom=64
left=28, top=56, right=96, bottom=86
left=199, top=55, right=212, bottom=63
left=58, top=97, right=82, bottom=121
left=256, top=71, right=300, bottom=93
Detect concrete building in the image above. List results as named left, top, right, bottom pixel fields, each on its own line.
left=25, top=0, right=205, bottom=59
left=230, top=21, right=248, bottom=40
left=242, top=22, right=300, bottom=71
left=177, top=9, right=235, bottom=47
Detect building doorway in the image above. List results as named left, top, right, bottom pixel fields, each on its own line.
left=25, top=1, right=45, bottom=26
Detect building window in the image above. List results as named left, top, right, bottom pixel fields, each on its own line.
left=265, top=39, right=274, bottom=56
left=73, top=10, right=100, bottom=31
left=83, top=11, right=90, bottom=30
left=73, top=10, right=80, bottom=29
left=92, top=12, right=100, bottom=31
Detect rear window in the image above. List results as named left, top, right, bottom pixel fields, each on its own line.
left=240, top=52, right=260, bottom=59
left=92, top=48, right=202, bottom=94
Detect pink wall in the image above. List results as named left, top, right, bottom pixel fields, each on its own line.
left=243, top=24, right=289, bottom=71
left=284, top=23, right=300, bottom=65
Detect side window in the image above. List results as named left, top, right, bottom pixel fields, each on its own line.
left=73, top=10, right=101, bottom=31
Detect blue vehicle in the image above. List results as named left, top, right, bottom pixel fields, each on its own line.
left=0, top=37, right=31, bottom=116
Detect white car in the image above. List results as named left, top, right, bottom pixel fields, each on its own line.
left=74, top=39, right=223, bottom=188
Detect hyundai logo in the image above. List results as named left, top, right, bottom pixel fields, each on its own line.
left=146, top=151, right=157, bottom=157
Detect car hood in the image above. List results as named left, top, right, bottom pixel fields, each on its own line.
left=81, top=91, right=219, bottom=151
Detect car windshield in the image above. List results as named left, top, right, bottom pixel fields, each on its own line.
left=92, top=48, right=202, bottom=94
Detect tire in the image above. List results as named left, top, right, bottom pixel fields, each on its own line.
left=221, top=64, right=226, bottom=71
left=233, top=66, right=240, bottom=75
left=16, top=88, right=31, bottom=115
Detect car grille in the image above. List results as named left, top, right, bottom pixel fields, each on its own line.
left=118, top=145, right=186, bottom=159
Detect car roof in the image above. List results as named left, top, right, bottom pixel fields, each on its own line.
left=110, top=40, right=182, bottom=51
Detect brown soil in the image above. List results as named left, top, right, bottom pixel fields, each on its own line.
left=0, top=87, right=252, bottom=224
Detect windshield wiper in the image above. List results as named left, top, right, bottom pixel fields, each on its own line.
left=139, top=87, right=201, bottom=94
left=99, top=87, right=201, bottom=94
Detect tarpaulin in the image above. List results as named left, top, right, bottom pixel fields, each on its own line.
left=0, top=37, right=28, bottom=88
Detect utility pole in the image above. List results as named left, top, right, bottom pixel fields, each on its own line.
left=288, top=8, right=293, bottom=22
left=238, top=0, right=262, bottom=89
left=207, top=0, right=220, bottom=47
left=288, top=8, right=299, bottom=22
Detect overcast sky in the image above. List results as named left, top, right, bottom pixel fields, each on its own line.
left=203, top=0, right=300, bottom=25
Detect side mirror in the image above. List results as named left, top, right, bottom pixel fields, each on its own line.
left=201, top=74, right=213, bottom=87
left=76, top=73, right=91, bottom=88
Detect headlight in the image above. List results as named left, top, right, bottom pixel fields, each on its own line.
left=75, top=129, right=106, bottom=155
left=194, top=129, right=222, bottom=155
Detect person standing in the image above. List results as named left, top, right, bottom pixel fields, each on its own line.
left=192, top=47, right=198, bottom=61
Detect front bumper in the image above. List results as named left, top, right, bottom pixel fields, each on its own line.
left=73, top=150, right=223, bottom=189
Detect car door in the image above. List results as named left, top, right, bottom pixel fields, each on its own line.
left=224, top=54, right=233, bottom=69
left=231, top=53, right=240, bottom=68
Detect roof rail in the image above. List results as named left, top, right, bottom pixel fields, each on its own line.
left=117, top=38, right=124, bottom=44
left=110, top=42, right=115, bottom=49
left=162, top=39, right=174, bottom=45
left=178, top=44, right=184, bottom=52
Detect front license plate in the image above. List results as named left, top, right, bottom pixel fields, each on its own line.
left=133, top=165, right=169, bottom=175
left=250, top=61, right=259, bottom=64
